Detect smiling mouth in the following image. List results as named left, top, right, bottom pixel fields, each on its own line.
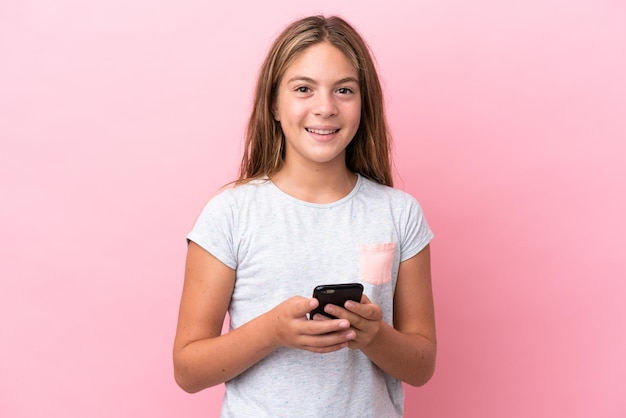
left=306, top=128, right=339, bottom=135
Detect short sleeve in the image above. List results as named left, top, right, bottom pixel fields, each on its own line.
left=186, top=191, right=238, bottom=270
left=399, top=195, right=434, bottom=262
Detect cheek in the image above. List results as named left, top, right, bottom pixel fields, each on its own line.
left=279, top=104, right=307, bottom=125
left=347, top=105, right=362, bottom=127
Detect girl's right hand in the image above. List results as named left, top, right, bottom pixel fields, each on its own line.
left=264, top=296, right=355, bottom=353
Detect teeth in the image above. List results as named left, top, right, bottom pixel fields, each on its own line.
left=307, top=128, right=338, bottom=135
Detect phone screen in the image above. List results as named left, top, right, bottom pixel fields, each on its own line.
left=309, top=283, right=364, bottom=320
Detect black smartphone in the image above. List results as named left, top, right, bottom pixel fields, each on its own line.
left=309, top=283, right=364, bottom=320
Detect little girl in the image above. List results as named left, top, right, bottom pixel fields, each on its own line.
left=174, top=15, right=436, bottom=418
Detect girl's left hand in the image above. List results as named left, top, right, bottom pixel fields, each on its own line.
left=314, top=294, right=383, bottom=350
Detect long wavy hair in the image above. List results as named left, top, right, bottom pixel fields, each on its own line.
left=237, top=15, right=393, bottom=187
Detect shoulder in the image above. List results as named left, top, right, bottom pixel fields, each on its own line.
left=356, top=177, right=430, bottom=228
left=358, top=176, right=421, bottom=207
left=190, top=178, right=274, bottom=235
left=206, top=178, right=273, bottom=206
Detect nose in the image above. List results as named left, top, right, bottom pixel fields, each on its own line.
left=313, top=92, right=338, bottom=118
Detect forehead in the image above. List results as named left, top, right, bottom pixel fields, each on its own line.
left=282, top=42, right=358, bottom=81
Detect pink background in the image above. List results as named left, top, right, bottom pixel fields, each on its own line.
left=1, top=1, right=625, bottom=417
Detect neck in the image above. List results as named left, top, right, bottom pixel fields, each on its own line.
left=271, top=161, right=357, bottom=204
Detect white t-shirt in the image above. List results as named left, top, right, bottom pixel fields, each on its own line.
left=187, top=174, right=433, bottom=418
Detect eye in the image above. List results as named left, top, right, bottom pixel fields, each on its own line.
left=295, top=86, right=311, bottom=93
left=337, top=87, right=354, bottom=95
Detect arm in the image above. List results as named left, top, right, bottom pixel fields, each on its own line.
left=325, top=245, right=437, bottom=386
left=173, top=241, right=355, bottom=393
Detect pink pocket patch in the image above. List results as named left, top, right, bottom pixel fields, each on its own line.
left=358, top=242, right=396, bottom=285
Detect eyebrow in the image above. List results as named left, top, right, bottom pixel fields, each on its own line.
left=286, top=76, right=359, bottom=85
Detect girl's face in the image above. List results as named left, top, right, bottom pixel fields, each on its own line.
left=273, top=42, right=361, bottom=170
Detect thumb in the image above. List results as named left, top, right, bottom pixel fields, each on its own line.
left=291, top=296, right=319, bottom=316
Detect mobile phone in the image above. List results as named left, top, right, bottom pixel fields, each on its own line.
left=309, top=283, right=364, bottom=320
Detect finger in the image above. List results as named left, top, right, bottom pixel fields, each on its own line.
left=306, top=317, right=350, bottom=334
left=323, top=303, right=350, bottom=319
left=340, top=293, right=370, bottom=314
left=322, top=305, right=368, bottom=335
left=291, top=296, right=319, bottom=317
left=312, top=313, right=332, bottom=321
left=344, top=297, right=382, bottom=321
left=299, top=329, right=355, bottom=349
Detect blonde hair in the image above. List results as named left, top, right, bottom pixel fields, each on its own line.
left=237, top=15, right=393, bottom=187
